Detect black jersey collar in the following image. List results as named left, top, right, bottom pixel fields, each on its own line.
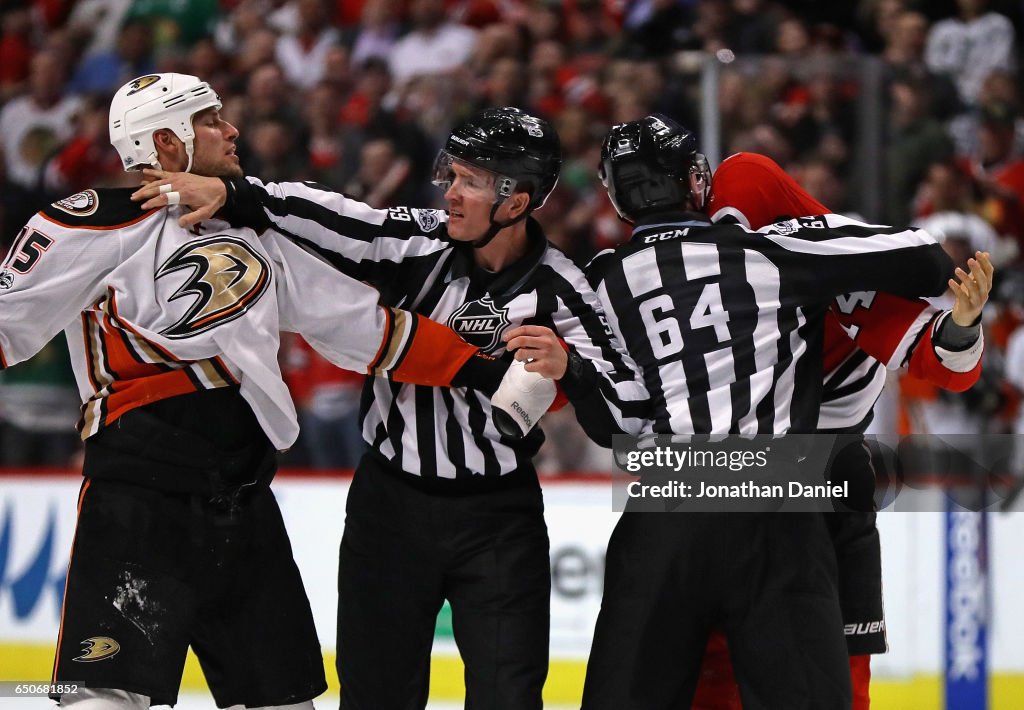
left=630, top=211, right=711, bottom=241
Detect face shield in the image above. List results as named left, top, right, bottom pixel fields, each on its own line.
left=431, top=150, right=518, bottom=205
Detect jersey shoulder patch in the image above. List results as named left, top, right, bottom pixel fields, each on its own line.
left=40, top=188, right=157, bottom=230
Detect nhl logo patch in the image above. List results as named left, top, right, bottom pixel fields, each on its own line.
left=448, top=296, right=510, bottom=352
left=770, top=219, right=799, bottom=236
left=53, top=190, right=99, bottom=217
left=0, top=270, right=13, bottom=290
left=413, top=209, right=441, bottom=233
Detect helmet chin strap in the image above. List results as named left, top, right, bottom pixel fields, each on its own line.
left=148, top=138, right=195, bottom=173
left=183, top=139, right=196, bottom=174
left=471, top=201, right=530, bottom=249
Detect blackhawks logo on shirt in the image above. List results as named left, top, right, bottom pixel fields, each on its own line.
left=448, top=296, right=510, bottom=352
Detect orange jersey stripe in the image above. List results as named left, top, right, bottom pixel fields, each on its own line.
left=80, top=312, right=103, bottom=394
left=107, top=291, right=182, bottom=363
left=0, top=342, right=7, bottom=368
left=82, top=295, right=238, bottom=432
left=101, top=372, right=206, bottom=425
left=101, top=312, right=166, bottom=381
left=390, top=313, right=478, bottom=387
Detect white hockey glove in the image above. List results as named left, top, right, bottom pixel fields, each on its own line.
left=491, top=359, right=556, bottom=439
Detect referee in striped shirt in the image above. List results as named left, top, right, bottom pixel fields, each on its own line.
left=516, top=115, right=954, bottom=709
left=134, top=108, right=648, bottom=709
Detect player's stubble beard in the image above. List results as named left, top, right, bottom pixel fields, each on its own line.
left=192, top=157, right=243, bottom=180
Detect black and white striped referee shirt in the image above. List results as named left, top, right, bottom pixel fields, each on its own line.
left=224, top=178, right=649, bottom=480
left=586, top=213, right=952, bottom=438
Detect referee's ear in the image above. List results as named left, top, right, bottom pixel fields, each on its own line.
left=505, top=191, right=531, bottom=220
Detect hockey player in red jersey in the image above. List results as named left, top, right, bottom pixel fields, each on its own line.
left=692, top=152, right=992, bottom=710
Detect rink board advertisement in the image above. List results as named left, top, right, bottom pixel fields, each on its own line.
left=3, top=471, right=1024, bottom=705
left=944, top=508, right=989, bottom=710
left=0, top=474, right=615, bottom=656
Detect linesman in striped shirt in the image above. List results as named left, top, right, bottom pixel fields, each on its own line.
left=513, top=114, right=955, bottom=708
left=134, top=108, right=648, bottom=709
left=693, top=152, right=992, bottom=710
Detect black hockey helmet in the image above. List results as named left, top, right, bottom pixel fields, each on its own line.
left=599, top=113, right=710, bottom=223
left=433, top=107, right=561, bottom=215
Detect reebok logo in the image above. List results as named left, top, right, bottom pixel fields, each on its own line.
left=511, top=401, right=532, bottom=427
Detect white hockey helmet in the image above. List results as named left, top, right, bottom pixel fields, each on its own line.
left=109, top=73, right=221, bottom=173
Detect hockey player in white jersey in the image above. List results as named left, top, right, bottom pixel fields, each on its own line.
left=0, top=74, right=537, bottom=710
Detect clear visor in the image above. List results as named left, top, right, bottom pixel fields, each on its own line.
left=431, top=150, right=518, bottom=203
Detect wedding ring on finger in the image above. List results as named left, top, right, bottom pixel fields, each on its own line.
left=166, top=191, right=181, bottom=206
left=159, top=183, right=173, bottom=194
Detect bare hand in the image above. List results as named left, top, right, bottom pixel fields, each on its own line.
left=504, top=325, right=568, bottom=379
left=950, top=251, right=994, bottom=326
left=130, top=169, right=228, bottom=228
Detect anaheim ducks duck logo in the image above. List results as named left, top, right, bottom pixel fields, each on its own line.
left=126, top=75, right=161, bottom=95
left=74, top=636, right=120, bottom=662
left=156, top=236, right=271, bottom=339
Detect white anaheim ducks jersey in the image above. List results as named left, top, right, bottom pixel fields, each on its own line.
left=0, top=188, right=412, bottom=449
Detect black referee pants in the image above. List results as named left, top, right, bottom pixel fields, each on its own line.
left=337, top=453, right=551, bottom=710
left=581, top=512, right=851, bottom=710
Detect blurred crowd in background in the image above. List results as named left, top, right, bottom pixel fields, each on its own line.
left=1, top=0, right=1023, bottom=473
